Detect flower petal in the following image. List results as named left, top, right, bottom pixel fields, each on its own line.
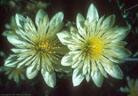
left=26, top=64, right=38, bottom=79
left=72, top=69, right=84, bottom=86
left=7, top=34, right=25, bottom=47
left=41, top=69, right=56, bottom=88
left=15, top=14, right=26, bottom=28
left=35, top=9, right=49, bottom=35
left=57, top=31, right=71, bottom=45
left=4, top=54, right=18, bottom=67
left=82, top=59, right=90, bottom=75
left=17, top=55, right=34, bottom=68
left=47, top=12, right=64, bottom=38
left=113, top=27, right=129, bottom=41
left=91, top=68, right=104, bottom=87
left=24, top=17, right=37, bottom=34
left=35, top=9, right=47, bottom=27
left=26, top=58, right=39, bottom=79
left=105, top=64, right=123, bottom=79
left=61, top=53, right=73, bottom=66
left=87, top=4, right=99, bottom=22
left=76, top=13, right=86, bottom=37
left=101, top=15, right=116, bottom=29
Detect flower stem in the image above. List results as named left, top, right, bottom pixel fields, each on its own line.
left=123, top=58, right=138, bottom=61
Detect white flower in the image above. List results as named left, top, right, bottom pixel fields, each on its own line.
left=2, top=58, right=26, bottom=84
left=120, top=77, right=138, bottom=96
left=57, top=4, right=131, bottom=87
left=4, top=9, right=67, bottom=87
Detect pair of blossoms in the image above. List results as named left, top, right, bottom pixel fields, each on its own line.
left=4, top=3, right=131, bottom=88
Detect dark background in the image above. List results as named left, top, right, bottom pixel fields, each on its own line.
left=0, top=0, right=138, bottom=96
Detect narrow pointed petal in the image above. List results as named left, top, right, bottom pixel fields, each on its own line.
left=15, top=14, right=26, bottom=28
left=26, top=64, right=38, bottom=79
left=35, top=9, right=47, bottom=26
left=50, top=12, right=64, bottom=26
left=86, top=74, right=90, bottom=82
left=101, top=15, right=116, bottom=28
left=91, top=70, right=104, bottom=87
left=87, top=4, right=99, bottom=22
left=61, top=53, right=73, bottom=66
left=7, top=34, right=25, bottom=46
left=47, top=12, right=64, bottom=37
left=57, top=31, right=71, bottom=45
left=113, top=27, right=129, bottom=41
left=72, top=69, right=84, bottom=86
left=4, top=54, right=17, bottom=67
left=105, top=64, right=123, bottom=79
left=17, top=56, right=33, bottom=68
left=76, top=13, right=86, bottom=36
left=41, top=69, right=56, bottom=88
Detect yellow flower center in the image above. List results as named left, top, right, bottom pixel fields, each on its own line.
left=35, top=39, right=61, bottom=55
left=84, top=37, right=105, bottom=58
left=38, top=41, right=49, bottom=50
left=130, top=86, right=138, bottom=96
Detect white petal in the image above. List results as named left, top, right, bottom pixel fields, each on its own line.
left=87, top=4, right=99, bottom=22
left=4, top=54, right=17, bottom=67
left=47, top=12, right=64, bottom=38
left=15, top=14, right=26, bottom=28
left=82, top=59, right=89, bottom=75
left=113, top=27, right=129, bottom=41
left=17, top=56, right=34, bottom=68
left=26, top=64, right=38, bottom=79
left=41, top=69, right=56, bottom=88
left=24, top=17, right=37, bottom=34
left=105, top=64, right=123, bottom=79
left=100, top=56, right=123, bottom=79
left=61, top=53, right=73, bottom=66
left=76, top=13, right=86, bottom=36
left=96, top=16, right=105, bottom=31
left=72, top=69, right=84, bottom=86
left=35, top=9, right=47, bottom=27
left=42, top=56, right=54, bottom=72
left=101, top=15, right=116, bottom=29
left=91, top=69, right=104, bottom=87
left=50, top=12, right=63, bottom=26
left=11, top=48, right=28, bottom=53
left=7, top=34, right=25, bottom=46
left=109, top=47, right=131, bottom=59
left=57, top=31, right=71, bottom=45
left=86, top=74, right=90, bottom=82
left=72, top=59, right=81, bottom=68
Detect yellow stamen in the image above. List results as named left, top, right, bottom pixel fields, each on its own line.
left=35, top=40, right=61, bottom=55
left=84, top=37, right=105, bottom=58
left=39, top=41, right=49, bottom=50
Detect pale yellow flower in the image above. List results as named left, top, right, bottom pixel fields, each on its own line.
left=57, top=4, right=131, bottom=87
left=120, top=77, right=138, bottom=96
left=4, top=9, right=67, bottom=87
